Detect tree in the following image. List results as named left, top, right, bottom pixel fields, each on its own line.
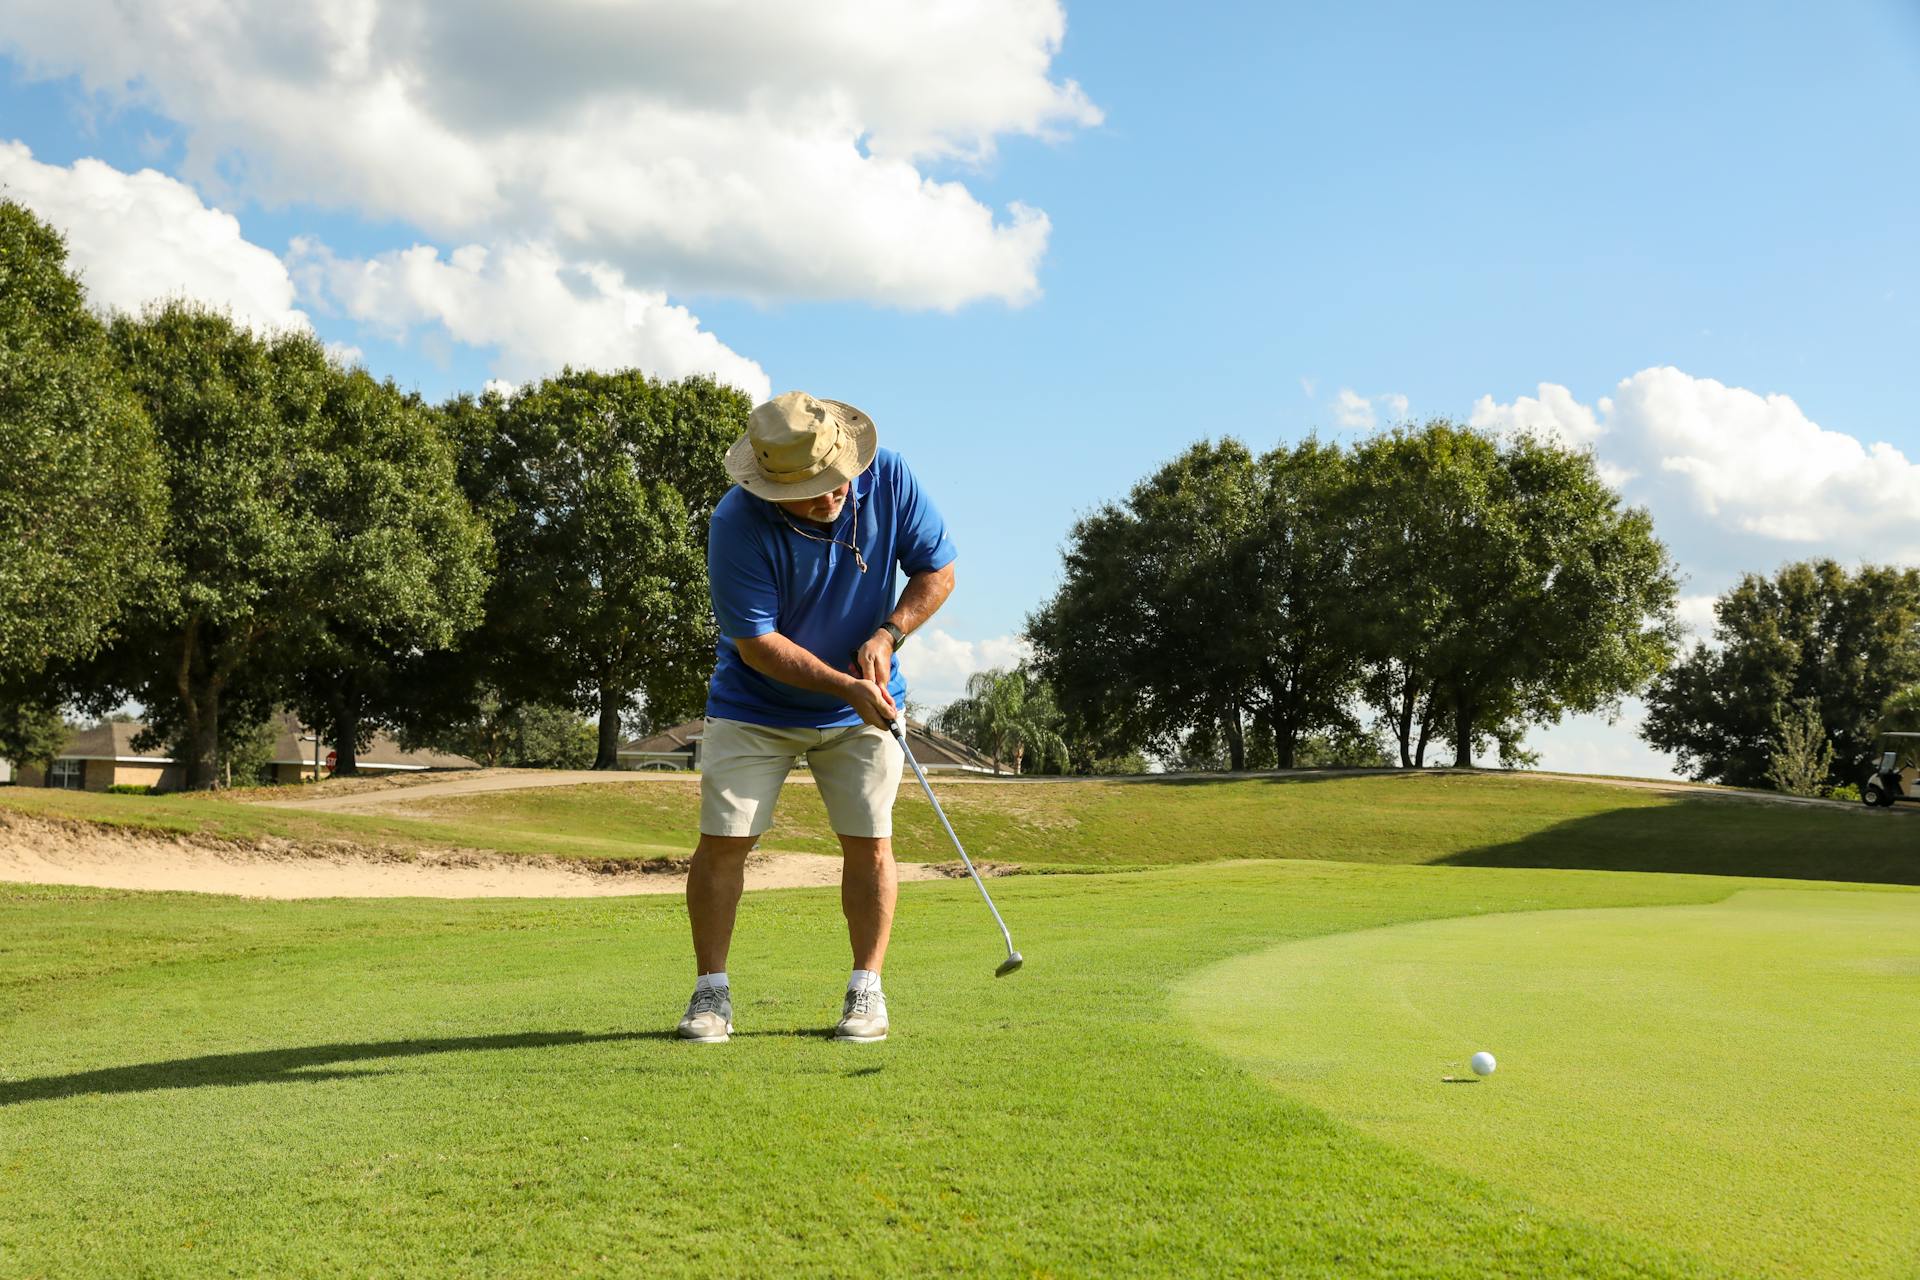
left=460, top=371, right=746, bottom=769
left=1766, top=699, right=1833, bottom=797
left=402, top=688, right=595, bottom=769
left=1644, top=561, right=1920, bottom=788
left=1242, top=439, right=1362, bottom=767
left=1350, top=423, right=1677, bottom=768
left=934, top=667, right=1068, bottom=775
left=1029, top=441, right=1282, bottom=770
left=84, top=305, right=332, bottom=789
left=283, top=375, right=490, bottom=775
left=0, top=694, right=70, bottom=773
left=0, top=201, right=164, bottom=684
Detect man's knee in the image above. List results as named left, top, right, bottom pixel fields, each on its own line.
left=695, top=834, right=759, bottom=863
left=838, top=835, right=892, bottom=861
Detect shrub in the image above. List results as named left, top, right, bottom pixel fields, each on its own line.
left=105, top=783, right=154, bottom=795
left=1826, top=783, right=1861, bottom=803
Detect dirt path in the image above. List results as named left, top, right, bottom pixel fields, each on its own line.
left=0, top=812, right=952, bottom=900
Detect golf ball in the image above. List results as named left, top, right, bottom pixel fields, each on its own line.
left=1470, top=1051, right=1497, bottom=1077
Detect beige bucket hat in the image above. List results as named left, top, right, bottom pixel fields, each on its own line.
left=725, top=391, right=879, bottom=502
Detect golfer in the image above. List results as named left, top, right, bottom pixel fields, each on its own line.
left=677, top=391, right=956, bottom=1044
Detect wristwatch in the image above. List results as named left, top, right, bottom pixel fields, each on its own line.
left=877, top=621, right=907, bottom=650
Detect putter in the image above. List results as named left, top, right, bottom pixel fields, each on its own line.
left=890, top=719, right=1024, bottom=976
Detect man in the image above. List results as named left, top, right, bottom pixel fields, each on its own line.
left=677, top=391, right=956, bottom=1045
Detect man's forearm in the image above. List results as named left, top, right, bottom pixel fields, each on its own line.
left=733, top=631, right=859, bottom=699
left=886, top=562, right=956, bottom=639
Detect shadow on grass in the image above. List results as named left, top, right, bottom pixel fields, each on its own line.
left=0, top=1030, right=666, bottom=1107
left=1441, top=799, right=1920, bottom=886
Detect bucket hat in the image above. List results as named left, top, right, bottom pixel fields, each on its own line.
left=725, top=391, right=878, bottom=501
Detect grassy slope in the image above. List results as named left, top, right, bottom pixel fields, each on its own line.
left=1181, top=887, right=1920, bottom=1280
left=4, top=770, right=1915, bottom=884
left=1, top=861, right=1760, bottom=1279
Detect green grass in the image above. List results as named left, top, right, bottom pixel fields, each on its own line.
left=0, top=861, right=1768, bottom=1278
left=6, top=772, right=1917, bottom=1274
left=1180, top=886, right=1920, bottom=1280
left=5, top=770, right=1916, bottom=883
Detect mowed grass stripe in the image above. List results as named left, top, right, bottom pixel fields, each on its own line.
left=3, top=861, right=1745, bottom=1278
left=5, top=771, right=1915, bottom=884
left=1179, top=886, right=1920, bottom=1279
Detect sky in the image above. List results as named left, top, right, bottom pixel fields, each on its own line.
left=3, top=1, right=1918, bottom=776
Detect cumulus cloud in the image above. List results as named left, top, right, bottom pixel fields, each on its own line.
left=902, top=629, right=1032, bottom=711
left=0, top=0, right=1098, bottom=309
left=1333, top=388, right=1408, bottom=431
left=0, top=141, right=307, bottom=331
left=291, top=237, right=770, bottom=400
left=1471, top=367, right=1920, bottom=568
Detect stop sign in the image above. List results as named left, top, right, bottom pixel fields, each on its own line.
left=325, top=750, right=338, bottom=771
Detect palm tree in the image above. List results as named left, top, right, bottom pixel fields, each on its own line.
left=935, top=667, right=1069, bottom=775
left=1878, top=684, right=1920, bottom=733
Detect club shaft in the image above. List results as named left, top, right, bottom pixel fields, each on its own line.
left=896, top=729, right=1017, bottom=957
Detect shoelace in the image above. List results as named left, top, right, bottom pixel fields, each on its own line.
left=688, top=987, right=729, bottom=1016
left=846, top=987, right=883, bottom=1017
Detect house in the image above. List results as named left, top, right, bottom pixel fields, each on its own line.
left=13, top=714, right=477, bottom=791
left=12, top=720, right=183, bottom=791
left=618, top=718, right=997, bottom=774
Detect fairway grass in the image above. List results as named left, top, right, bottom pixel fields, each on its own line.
left=1180, top=887, right=1920, bottom=1279
left=4, top=859, right=1910, bottom=1277
left=0, top=864, right=1680, bottom=1276
left=5, top=769, right=1915, bottom=885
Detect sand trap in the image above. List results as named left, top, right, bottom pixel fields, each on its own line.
left=0, top=811, right=970, bottom=900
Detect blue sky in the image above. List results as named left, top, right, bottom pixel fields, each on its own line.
left=5, top=1, right=1918, bottom=773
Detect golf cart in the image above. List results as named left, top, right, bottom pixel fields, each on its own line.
left=1861, top=731, right=1920, bottom=807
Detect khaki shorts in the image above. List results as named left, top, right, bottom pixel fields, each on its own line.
left=699, top=717, right=905, bottom=839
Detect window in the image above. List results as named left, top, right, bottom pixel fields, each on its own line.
left=49, top=759, right=84, bottom=790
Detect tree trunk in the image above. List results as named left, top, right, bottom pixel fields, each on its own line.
left=175, top=618, right=219, bottom=791
left=1453, top=700, right=1476, bottom=768
left=1223, top=703, right=1246, bottom=772
left=333, top=673, right=362, bottom=777
left=595, top=683, right=624, bottom=770
left=1413, top=704, right=1432, bottom=769
left=1396, top=680, right=1417, bottom=769
left=1013, top=743, right=1026, bottom=776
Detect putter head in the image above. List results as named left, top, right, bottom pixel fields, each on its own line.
left=995, top=951, right=1024, bottom=978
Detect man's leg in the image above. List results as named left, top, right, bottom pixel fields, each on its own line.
left=838, top=834, right=897, bottom=973
left=687, top=834, right=759, bottom=975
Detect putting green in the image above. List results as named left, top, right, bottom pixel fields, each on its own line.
left=1178, top=888, right=1920, bottom=1280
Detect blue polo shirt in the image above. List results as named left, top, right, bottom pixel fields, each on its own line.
left=705, top=448, right=956, bottom=727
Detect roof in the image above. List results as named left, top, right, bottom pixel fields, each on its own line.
left=49, top=720, right=172, bottom=762
left=621, top=720, right=707, bottom=755
left=51, top=714, right=477, bottom=771
left=621, top=717, right=996, bottom=772
left=262, top=711, right=478, bottom=770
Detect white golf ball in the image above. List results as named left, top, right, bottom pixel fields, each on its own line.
left=1470, top=1051, right=1497, bottom=1077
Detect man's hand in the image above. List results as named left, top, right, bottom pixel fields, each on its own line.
left=850, top=629, right=896, bottom=687
left=843, top=677, right=898, bottom=730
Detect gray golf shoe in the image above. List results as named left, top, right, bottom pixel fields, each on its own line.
left=676, top=985, right=733, bottom=1043
left=834, top=985, right=888, bottom=1043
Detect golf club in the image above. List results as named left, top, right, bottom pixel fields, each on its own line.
left=890, top=718, right=1024, bottom=976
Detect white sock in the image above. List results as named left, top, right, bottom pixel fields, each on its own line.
left=848, top=968, right=882, bottom=993
left=696, top=971, right=729, bottom=993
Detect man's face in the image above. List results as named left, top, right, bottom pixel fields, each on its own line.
left=776, top=481, right=850, bottom=525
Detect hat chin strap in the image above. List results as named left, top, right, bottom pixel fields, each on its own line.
left=760, top=423, right=845, bottom=485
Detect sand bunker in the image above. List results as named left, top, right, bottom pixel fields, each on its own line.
left=0, top=811, right=969, bottom=900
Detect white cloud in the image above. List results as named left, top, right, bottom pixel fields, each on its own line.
left=0, top=0, right=1098, bottom=309
left=1523, top=700, right=1682, bottom=781
left=0, top=141, right=307, bottom=332
left=902, top=629, right=1031, bottom=711
left=1333, top=388, right=1409, bottom=431
left=1334, top=388, right=1375, bottom=430
left=1471, top=367, right=1920, bottom=567
left=324, top=340, right=364, bottom=366
left=1674, top=593, right=1719, bottom=641
left=290, top=238, right=771, bottom=402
